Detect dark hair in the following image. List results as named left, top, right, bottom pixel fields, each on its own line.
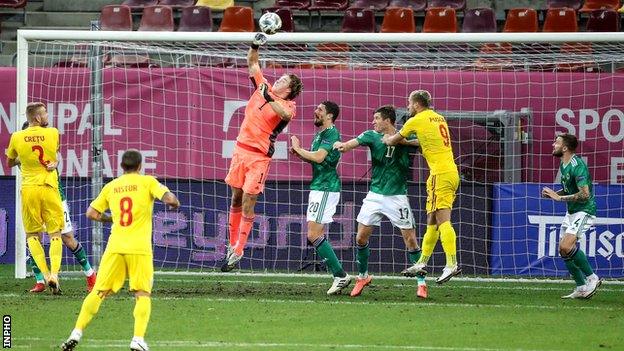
left=410, top=90, right=431, bottom=108
left=121, top=149, right=142, bottom=172
left=26, top=102, right=46, bottom=121
left=558, top=133, right=578, bottom=152
left=375, top=105, right=396, bottom=124
left=321, top=101, right=340, bottom=122
left=22, top=121, right=29, bottom=130
left=286, top=74, right=303, bottom=100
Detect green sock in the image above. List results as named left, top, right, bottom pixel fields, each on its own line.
left=71, top=242, right=93, bottom=274
left=356, top=243, right=370, bottom=277
left=28, top=256, right=45, bottom=282
left=408, top=249, right=422, bottom=264
left=313, top=237, right=346, bottom=278
left=563, top=249, right=586, bottom=286
left=571, top=247, right=594, bottom=277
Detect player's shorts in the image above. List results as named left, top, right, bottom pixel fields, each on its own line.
left=426, top=171, right=460, bottom=214
left=561, top=211, right=595, bottom=239
left=225, top=143, right=271, bottom=195
left=307, top=190, right=340, bottom=224
left=21, top=185, right=64, bottom=234
left=60, top=200, right=74, bottom=235
left=94, top=251, right=154, bottom=294
left=357, top=191, right=414, bottom=230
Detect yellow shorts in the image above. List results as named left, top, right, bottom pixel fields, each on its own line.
left=94, top=251, right=154, bottom=294
left=21, top=185, right=64, bottom=234
left=426, top=172, right=459, bottom=213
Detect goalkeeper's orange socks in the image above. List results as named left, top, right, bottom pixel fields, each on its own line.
left=75, top=291, right=104, bottom=330
left=234, top=215, right=254, bottom=256
left=439, top=221, right=457, bottom=267
left=49, top=236, right=63, bottom=275
left=26, top=236, right=49, bottom=275
left=228, top=206, right=242, bottom=247
left=133, top=296, right=151, bottom=338
left=417, top=225, right=439, bottom=265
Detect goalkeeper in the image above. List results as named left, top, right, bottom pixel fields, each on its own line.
left=222, top=33, right=303, bottom=271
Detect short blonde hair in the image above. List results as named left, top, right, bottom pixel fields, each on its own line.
left=26, top=102, right=46, bottom=121
left=410, top=90, right=431, bottom=108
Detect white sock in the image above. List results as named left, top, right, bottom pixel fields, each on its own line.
left=70, top=329, right=82, bottom=341
left=85, top=268, right=95, bottom=277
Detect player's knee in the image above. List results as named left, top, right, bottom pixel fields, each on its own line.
left=135, top=290, right=151, bottom=298
left=97, top=290, right=112, bottom=299
left=61, top=234, right=77, bottom=250
left=355, top=236, right=369, bottom=247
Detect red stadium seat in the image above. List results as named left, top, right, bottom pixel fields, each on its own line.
left=586, top=9, right=620, bottom=31
left=341, top=7, right=376, bottom=32
left=423, top=7, right=457, bottom=32
left=158, top=0, right=196, bottom=8
left=178, top=6, right=213, bottom=31
left=503, top=8, right=538, bottom=32
left=308, top=0, right=349, bottom=11
left=100, top=5, right=133, bottom=31
left=556, top=42, right=598, bottom=72
left=387, top=0, right=426, bottom=12
left=381, top=7, right=415, bottom=32
left=138, top=5, right=174, bottom=31
left=580, top=0, right=620, bottom=12
left=462, top=8, right=496, bottom=33
left=272, top=0, right=311, bottom=10
left=218, top=6, right=254, bottom=32
left=351, top=0, right=389, bottom=11
left=543, top=8, right=578, bottom=32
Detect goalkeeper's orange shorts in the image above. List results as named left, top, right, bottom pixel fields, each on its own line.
left=426, top=171, right=459, bottom=213
left=94, top=251, right=153, bottom=294
left=21, top=185, right=64, bottom=234
left=225, top=143, right=271, bottom=195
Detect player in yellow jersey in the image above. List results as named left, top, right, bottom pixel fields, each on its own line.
left=383, top=90, right=461, bottom=284
left=6, top=102, right=64, bottom=294
left=61, top=149, right=180, bottom=351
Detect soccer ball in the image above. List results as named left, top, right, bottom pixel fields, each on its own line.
left=259, top=12, right=282, bottom=35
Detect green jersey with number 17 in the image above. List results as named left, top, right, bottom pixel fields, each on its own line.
left=356, top=130, right=410, bottom=196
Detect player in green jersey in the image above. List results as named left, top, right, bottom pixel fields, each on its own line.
left=333, top=105, right=426, bottom=298
left=542, top=133, right=601, bottom=299
left=291, top=101, right=352, bottom=295
left=20, top=121, right=97, bottom=293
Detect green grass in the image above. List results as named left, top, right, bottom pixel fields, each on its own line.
left=1, top=265, right=623, bottom=351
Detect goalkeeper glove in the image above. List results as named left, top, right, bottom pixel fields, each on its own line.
left=251, top=33, right=267, bottom=50
left=259, top=83, right=274, bottom=102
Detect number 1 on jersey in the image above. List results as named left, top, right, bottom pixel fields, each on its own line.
left=119, top=197, right=133, bottom=226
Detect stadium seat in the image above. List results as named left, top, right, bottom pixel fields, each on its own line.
left=387, top=0, right=426, bottom=12
left=158, top=0, right=196, bottom=8
left=341, top=7, right=376, bottom=32
left=100, top=5, right=133, bottom=31
left=381, top=7, right=415, bottom=32
left=579, top=0, right=620, bottom=12
left=352, top=0, right=389, bottom=11
left=543, top=8, right=578, bottom=32
left=427, top=0, right=465, bottom=11
left=308, top=0, right=349, bottom=11
left=218, top=6, right=254, bottom=31
left=423, top=7, right=457, bottom=32
left=546, top=0, right=583, bottom=10
left=262, top=8, right=296, bottom=32
left=272, top=0, right=311, bottom=10
left=0, top=0, right=27, bottom=22
left=462, top=8, right=496, bottom=32
left=122, top=0, right=158, bottom=10
left=196, top=0, right=234, bottom=10
left=178, top=6, right=213, bottom=31
left=503, top=8, right=538, bottom=32
left=138, top=5, right=174, bottom=31
left=473, top=42, right=514, bottom=71
left=586, top=8, right=620, bottom=31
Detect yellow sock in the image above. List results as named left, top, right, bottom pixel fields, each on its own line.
left=133, top=296, right=151, bottom=338
left=49, top=236, right=63, bottom=274
left=76, top=291, right=104, bottom=330
left=439, top=221, right=457, bottom=266
left=27, top=236, right=49, bottom=275
left=418, top=225, right=439, bottom=264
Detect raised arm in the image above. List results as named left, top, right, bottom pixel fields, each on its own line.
left=247, top=33, right=267, bottom=77
left=333, top=138, right=360, bottom=153
left=290, top=135, right=328, bottom=164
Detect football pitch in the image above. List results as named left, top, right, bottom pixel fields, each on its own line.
left=1, top=265, right=622, bottom=351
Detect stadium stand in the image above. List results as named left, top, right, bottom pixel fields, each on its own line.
left=122, top=0, right=159, bottom=10
left=138, top=5, right=174, bottom=31
left=586, top=8, right=620, bottom=31
left=579, top=0, right=621, bottom=12
left=262, top=7, right=296, bottom=32
left=351, top=0, right=388, bottom=11
left=387, top=0, right=426, bottom=11
left=462, top=7, right=497, bottom=33
left=158, top=0, right=196, bottom=9
left=196, top=0, right=234, bottom=10
left=543, top=7, right=578, bottom=32
left=177, top=6, right=213, bottom=31
left=100, top=5, right=133, bottom=31
left=271, top=0, right=311, bottom=10
left=546, top=0, right=583, bottom=10
left=218, top=5, right=254, bottom=31
left=427, top=0, right=465, bottom=11
left=423, top=7, right=457, bottom=32
left=380, top=7, right=416, bottom=33
left=341, top=7, right=376, bottom=32
left=503, top=8, right=538, bottom=32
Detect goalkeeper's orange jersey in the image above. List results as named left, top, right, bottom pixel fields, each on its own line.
left=400, top=109, right=458, bottom=176
left=90, top=173, right=169, bottom=255
left=5, top=126, right=60, bottom=189
left=237, top=70, right=296, bottom=158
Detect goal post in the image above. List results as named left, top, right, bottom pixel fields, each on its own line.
left=13, top=30, right=624, bottom=279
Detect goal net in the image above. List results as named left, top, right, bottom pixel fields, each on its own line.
left=11, top=30, right=624, bottom=280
